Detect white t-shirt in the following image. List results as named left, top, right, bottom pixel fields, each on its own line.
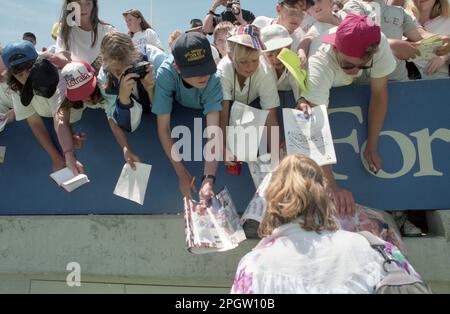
left=56, top=23, right=116, bottom=64
left=132, top=29, right=163, bottom=54
left=253, top=16, right=304, bottom=52
left=217, top=56, right=280, bottom=110
left=306, top=21, right=338, bottom=57
left=13, top=73, right=67, bottom=122
left=211, top=45, right=221, bottom=64
left=304, top=33, right=396, bottom=107
left=301, top=13, right=316, bottom=33
left=414, top=16, right=450, bottom=80
left=261, top=57, right=301, bottom=102
left=0, top=82, right=13, bottom=114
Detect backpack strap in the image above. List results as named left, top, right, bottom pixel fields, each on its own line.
left=358, top=231, right=397, bottom=271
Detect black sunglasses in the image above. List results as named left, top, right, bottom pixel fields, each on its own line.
left=337, top=53, right=374, bottom=70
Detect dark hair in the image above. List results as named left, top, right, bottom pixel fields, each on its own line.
left=59, top=0, right=104, bottom=50
left=23, top=32, right=37, bottom=41
left=60, top=84, right=103, bottom=110
left=6, top=60, right=35, bottom=92
left=279, top=0, right=307, bottom=7
left=122, top=9, right=154, bottom=37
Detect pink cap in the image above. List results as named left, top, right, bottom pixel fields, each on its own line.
left=321, top=14, right=381, bottom=58
left=62, top=61, right=97, bottom=102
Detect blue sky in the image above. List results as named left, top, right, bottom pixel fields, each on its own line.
left=0, top=0, right=276, bottom=51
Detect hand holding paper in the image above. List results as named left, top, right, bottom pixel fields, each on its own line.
left=277, top=48, right=309, bottom=93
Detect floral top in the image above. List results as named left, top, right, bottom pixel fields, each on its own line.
left=231, top=223, right=390, bottom=294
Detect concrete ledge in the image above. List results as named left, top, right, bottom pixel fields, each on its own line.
left=0, top=212, right=449, bottom=293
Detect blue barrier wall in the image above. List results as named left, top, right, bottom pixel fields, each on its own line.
left=0, top=78, right=449, bottom=215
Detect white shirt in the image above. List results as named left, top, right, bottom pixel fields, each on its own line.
left=304, top=33, right=396, bottom=106
left=253, top=16, right=304, bottom=52
left=261, top=57, right=301, bottom=102
left=0, top=82, right=13, bottom=114
left=217, top=56, right=280, bottom=110
left=414, top=16, right=450, bottom=80
left=211, top=45, right=221, bottom=64
left=231, top=223, right=386, bottom=294
left=13, top=73, right=66, bottom=121
left=132, top=29, right=163, bottom=54
left=56, top=23, right=116, bottom=64
left=306, top=21, right=337, bottom=57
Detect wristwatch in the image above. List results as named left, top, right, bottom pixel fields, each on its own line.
left=202, top=174, right=216, bottom=184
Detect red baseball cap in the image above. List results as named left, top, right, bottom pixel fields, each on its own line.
left=322, top=14, right=381, bottom=58
left=62, top=61, right=97, bottom=102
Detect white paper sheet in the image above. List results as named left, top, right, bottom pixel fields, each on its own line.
left=227, top=101, right=269, bottom=162
left=283, top=106, right=336, bottom=166
left=113, top=162, right=152, bottom=205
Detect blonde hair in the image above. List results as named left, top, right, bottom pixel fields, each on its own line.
left=259, top=155, right=338, bottom=237
left=228, top=41, right=261, bottom=63
left=168, top=30, right=183, bottom=49
left=101, top=31, right=140, bottom=67
left=213, top=21, right=234, bottom=42
left=123, top=9, right=154, bottom=36
left=408, top=0, right=450, bottom=20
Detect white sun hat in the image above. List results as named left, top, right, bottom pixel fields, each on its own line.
left=260, top=24, right=293, bottom=52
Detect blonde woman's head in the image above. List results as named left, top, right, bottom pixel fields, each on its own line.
left=101, top=31, right=140, bottom=78
left=259, top=155, right=338, bottom=237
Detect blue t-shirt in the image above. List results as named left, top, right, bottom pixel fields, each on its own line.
left=152, top=56, right=223, bottom=116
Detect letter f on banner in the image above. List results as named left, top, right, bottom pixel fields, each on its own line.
left=67, top=2, right=81, bottom=27
left=66, top=262, right=81, bottom=287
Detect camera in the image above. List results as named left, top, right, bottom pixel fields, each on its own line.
left=226, top=0, right=241, bottom=16
left=124, top=61, right=150, bottom=80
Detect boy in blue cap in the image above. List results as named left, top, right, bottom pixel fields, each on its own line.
left=152, top=32, right=223, bottom=202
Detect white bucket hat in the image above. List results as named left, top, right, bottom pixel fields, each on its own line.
left=260, top=24, right=293, bottom=52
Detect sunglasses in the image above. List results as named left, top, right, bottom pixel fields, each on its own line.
left=337, top=53, right=373, bottom=70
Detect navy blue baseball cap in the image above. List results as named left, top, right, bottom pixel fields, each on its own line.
left=1, top=41, right=38, bottom=69
left=172, top=32, right=216, bottom=78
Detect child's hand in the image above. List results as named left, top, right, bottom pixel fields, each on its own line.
left=73, top=132, right=87, bottom=150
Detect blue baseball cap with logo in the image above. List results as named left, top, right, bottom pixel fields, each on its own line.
left=172, top=32, right=216, bottom=78
left=1, top=40, right=38, bottom=69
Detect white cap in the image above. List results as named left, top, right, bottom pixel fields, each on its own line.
left=260, top=24, right=293, bottom=52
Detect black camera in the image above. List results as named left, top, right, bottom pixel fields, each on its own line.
left=226, top=0, right=241, bottom=15
left=124, top=61, right=150, bottom=80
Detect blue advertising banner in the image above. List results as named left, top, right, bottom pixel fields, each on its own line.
left=0, top=78, right=448, bottom=215
left=329, top=78, right=450, bottom=210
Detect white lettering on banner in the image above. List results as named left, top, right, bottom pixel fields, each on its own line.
left=329, top=107, right=363, bottom=180
left=411, top=128, right=450, bottom=177
left=330, top=106, right=450, bottom=180
left=361, top=131, right=417, bottom=179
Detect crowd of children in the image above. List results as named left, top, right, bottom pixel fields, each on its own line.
left=0, top=0, right=448, bottom=293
